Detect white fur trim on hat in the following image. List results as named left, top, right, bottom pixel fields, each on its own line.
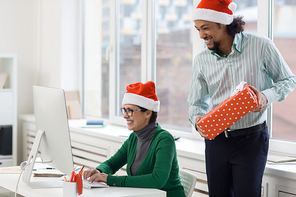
left=192, top=8, right=234, bottom=25
left=122, top=93, right=160, bottom=112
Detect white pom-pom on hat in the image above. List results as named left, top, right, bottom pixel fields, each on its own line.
left=228, top=2, right=237, bottom=12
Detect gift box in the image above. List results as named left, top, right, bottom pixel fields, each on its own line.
left=197, top=83, right=258, bottom=140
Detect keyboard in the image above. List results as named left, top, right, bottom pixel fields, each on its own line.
left=82, top=179, right=109, bottom=189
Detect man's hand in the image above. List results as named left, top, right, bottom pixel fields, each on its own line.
left=249, top=85, right=268, bottom=113
left=195, top=117, right=209, bottom=139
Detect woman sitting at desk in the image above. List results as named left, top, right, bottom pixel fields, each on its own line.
left=83, top=81, right=185, bottom=197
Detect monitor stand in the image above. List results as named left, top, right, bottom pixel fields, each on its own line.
left=22, top=130, right=63, bottom=188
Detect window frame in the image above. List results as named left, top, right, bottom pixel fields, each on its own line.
left=262, top=0, right=296, bottom=156
left=108, top=0, right=155, bottom=127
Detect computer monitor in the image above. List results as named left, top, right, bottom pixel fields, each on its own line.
left=22, top=85, right=74, bottom=188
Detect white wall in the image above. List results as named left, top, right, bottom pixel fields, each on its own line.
left=60, top=0, right=80, bottom=91
left=36, top=0, right=63, bottom=88
left=37, top=0, right=79, bottom=91
left=0, top=1, right=37, bottom=164
left=0, top=0, right=36, bottom=115
left=0, top=0, right=80, bottom=164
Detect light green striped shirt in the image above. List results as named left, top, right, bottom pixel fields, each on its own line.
left=188, top=32, right=296, bottom=130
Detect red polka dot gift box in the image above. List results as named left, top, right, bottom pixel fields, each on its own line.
left=197, top=83, right=258, bottom=140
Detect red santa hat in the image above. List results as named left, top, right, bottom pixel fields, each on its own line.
left=122, top=81, right=160, bottom=112
left=192, top=0, right=237, bottom=25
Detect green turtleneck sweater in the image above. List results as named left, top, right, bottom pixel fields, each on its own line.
left=96, top=124, right=185, bottom=197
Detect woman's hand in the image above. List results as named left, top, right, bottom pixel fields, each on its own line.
left=195, top=117, right=209, bottom=139
left=82, top=168, right=108, bottom=183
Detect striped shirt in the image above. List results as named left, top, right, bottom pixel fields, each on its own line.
left=187, top=32, right=296, bottom=130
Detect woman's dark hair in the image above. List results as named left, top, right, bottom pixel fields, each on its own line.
left=139, top=106, right=158, bottom=123
left=226, top=16, right=245, bottom=37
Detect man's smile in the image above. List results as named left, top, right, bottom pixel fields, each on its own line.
left=204, top=36, right=212, bottom=45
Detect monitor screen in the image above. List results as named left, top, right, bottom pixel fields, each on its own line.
left=22, top=86, right=74, bottom=188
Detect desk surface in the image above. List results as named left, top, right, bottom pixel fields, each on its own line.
left=0, top=174, right=166, bottom=197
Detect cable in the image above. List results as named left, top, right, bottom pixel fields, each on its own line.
left=14, top=158, right=55, bottom=196
left=15, top=161, right=31, bottom=197
left=14, top=157, right=58, bottom=196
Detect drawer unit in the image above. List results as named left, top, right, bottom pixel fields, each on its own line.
left=0, top=91, right=13, bottom=125
left=0, top=158, right=13, bottom=167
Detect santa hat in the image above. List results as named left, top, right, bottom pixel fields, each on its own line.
left=122, top=81, right=160, bottom=112
left=192, top=0, right=237, bottom=25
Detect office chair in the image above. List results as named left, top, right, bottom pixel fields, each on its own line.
left=179, top=169, right=197, bottom=197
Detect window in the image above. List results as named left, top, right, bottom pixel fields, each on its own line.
left=233, top=0, right=257, bottom=33
left=271, top=0, right=296, bottom=142
left=155, top=0, right=193, bottom=132
left=82, top=0, right=296, bottom=152
left=118, top=0, right=142, bottom=116
left=82, top=0, right=196, bottom=137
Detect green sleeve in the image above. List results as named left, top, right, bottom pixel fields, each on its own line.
left=107, top=133, right=175, bottom=189
left=96, top=137, right=129, bottom=174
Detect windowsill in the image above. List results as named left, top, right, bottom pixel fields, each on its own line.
left=19, top=114, right=296, bottom=181
left=265, top=158, right=296, bottom=180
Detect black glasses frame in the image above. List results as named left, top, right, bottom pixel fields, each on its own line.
left=120, top=107, right=142, bottom=117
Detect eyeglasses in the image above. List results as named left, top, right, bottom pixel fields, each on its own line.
left=120, top=107, right=142, bottom=117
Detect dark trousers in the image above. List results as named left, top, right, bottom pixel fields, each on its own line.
left=205, top=126, right=269, bottom=197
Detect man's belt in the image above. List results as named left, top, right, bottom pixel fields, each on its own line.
left=224, top=121, right=266, bottom=138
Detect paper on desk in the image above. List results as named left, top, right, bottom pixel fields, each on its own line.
left=0, top=166, right=22, bottom=174
left=33, top=169, right=65, bottom=177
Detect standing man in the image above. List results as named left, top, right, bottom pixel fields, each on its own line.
left=187, top=0, right=296, bottom=197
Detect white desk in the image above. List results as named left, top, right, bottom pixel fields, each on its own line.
left=0, top=174, right=166, bottom=197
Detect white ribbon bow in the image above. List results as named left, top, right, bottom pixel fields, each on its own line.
left=230, top=81, right=247, bottom=97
